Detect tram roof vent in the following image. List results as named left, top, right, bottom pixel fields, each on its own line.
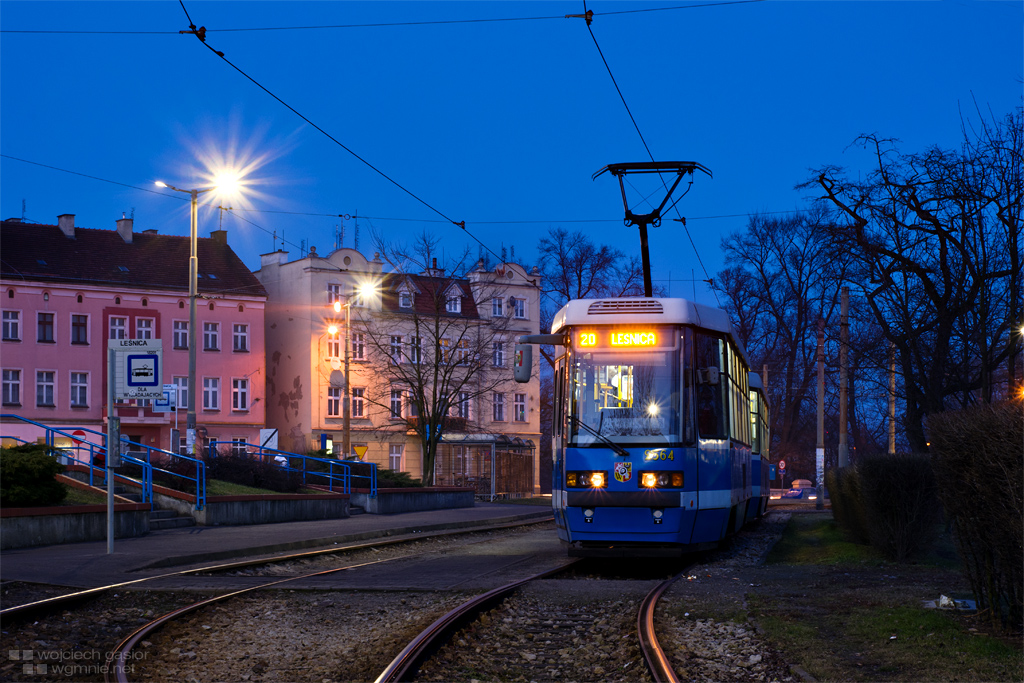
left=587, top=299, right=664, bottom=315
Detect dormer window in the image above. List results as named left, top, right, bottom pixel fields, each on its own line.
left=446, top=295, right=461, bottom=313
left=399, top=291, right=413, bottom=308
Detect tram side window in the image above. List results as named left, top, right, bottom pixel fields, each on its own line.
left=694, top=333, right=726, bottom=439
left=750, top=390, right=760, bottom=454
left=729, top=348, right=751, bottom=445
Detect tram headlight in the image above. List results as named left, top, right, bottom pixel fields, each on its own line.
left=638, top=471, right=684, bottom=489
left=566, top=471, right=608, bottom=488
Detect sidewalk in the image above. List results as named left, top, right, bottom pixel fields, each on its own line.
left=0, top=503, right=553, bottom=589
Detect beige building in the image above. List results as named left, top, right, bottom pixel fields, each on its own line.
left=255, top=246, right=542, bottom=493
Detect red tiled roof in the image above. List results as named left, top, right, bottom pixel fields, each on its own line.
left=0, top=221, right=267, bottom=298
left=381, top=273, right=479, bottom=319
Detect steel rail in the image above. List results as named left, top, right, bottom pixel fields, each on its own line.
left=105, top=552, right=420, bottom=683
left=374, top=560, right=579, bottom=683
left=637, top=571, right=684, bottom=683
left=1, top=515, right=553, bottom=621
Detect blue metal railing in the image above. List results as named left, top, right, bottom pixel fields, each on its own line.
left=0, top=415, right=206, bottom=510
left=207, top=442, right=376, bottom=496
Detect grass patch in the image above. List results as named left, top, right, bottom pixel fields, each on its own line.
left=60, top=485, right=107, bottom=506
left=207, top=479, right=289, bottom=496
left=748, top=512, right=1024, bottom=681
left=766, top=514, right=884, bottom=565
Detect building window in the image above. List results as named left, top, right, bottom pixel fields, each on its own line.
left=492, top=341, right=504, bottom=367
left=390, top=388, right=403, bottom=419
left=327, top=283, right=342, bottom=305
left=2, top=369, right=21, bottom=405
left=446, top=295, right=461, bottom=313
left=352, top=333, right=365, bottom=360
left=352, top=388, right=364, bottom=417
left=327, top=386, right=342, bottom=417
left=71, top=314, right=88, bottom=344
left=173, top=321, right=189, bottom=349
left=326, top=330, right=341, bottom=359
left=232, top=378, right=249, bottom=411
left=409, top=337, right=421, bottom=364
left=203, top=377, right=220, bottom=410
left=407, top=393, right=419, bottom=418
left=203, top=322, right=220, bottom=351
left=514, top=393, right=527, bottom=422
left=71, top=372, right=88, bottom=407
left=136, top=318, right=153, bottom=340
left=173, top=376, right=188, bottom=410
left=37, top=313, right=54, bottom=343
left=390, top=335, right=402, bottom=364
left=109, top=316, right=127, bottom=340
left=457, top=391, right=471, bottom=420
left=491, top=297, right=503, bottom=316
left=233, top=324, right=249, bottom=352
left=399, top=291, right=413, bottom=308
left=2, top=311, right=20, bottom=341
left=231, top=438, right=247, bottom=456
left=492, top=392, right=505, bottom=421
left=438, top=338, right=451, bottom=364
left=513, top=297, right=527, bottom=319
left=455, top=339, right=470, bottom=365
left=36, top=371, right=55, bottom=407
left=389, top=444, right=403, bottom=471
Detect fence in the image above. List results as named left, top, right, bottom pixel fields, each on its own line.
left=434, top=435, right=535, bottom=500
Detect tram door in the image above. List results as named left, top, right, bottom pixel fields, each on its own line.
left=552, top=357, right=568, bottom=531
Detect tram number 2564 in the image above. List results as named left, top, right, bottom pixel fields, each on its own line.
left=644, top=449, right=674, bottom=461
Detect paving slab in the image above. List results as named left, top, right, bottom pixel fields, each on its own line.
left=0, top=503, right=552, bottom=589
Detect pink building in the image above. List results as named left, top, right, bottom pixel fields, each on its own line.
left=1, top=215, right=267, bottom=455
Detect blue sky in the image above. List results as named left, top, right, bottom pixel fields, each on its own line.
left=2, top=1, right=1020, bottom=306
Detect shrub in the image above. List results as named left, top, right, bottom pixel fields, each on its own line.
left=376, top=468, right=423, bottom=488
left=825, top=466, right=869, bottom=544
left=205, top=451, right=301, bottom=493
left=928, top=401, right=1023, bottom=630
left=1, top=444, right=67, bottom=507
left=856, top=453, right=941, bottom=562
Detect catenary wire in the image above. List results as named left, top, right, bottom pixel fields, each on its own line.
left=0, top=2, right=766, bottom=34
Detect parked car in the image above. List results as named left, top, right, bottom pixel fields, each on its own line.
left=783, top=479, right=818, bottom=500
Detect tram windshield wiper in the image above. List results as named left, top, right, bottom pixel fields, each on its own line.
left=570, top=415, right=630, bottom=457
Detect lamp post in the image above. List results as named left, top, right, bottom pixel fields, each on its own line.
left=332, top=299, right=353, bottom=459
left=156, top=179, right=235, bottom=455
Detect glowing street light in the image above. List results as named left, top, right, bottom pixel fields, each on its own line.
left=155, top=177, right=240, bottom=455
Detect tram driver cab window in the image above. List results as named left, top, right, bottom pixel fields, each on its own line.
left=694, top=333, right=727, bottom=439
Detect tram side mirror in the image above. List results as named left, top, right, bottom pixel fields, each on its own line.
left=698, top=367, right=721, bottom=385
left=513, top=343, right=532, bottom=383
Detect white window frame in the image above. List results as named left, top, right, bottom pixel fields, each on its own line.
left=230, top=438, right=247, bottom=456
left=232, top=378, right=249, bottom=411
left=492, top=392, right=505, bottom=421
left=455, top=339, right=471, bottom=365
left=203, top=322, right=220, bottom=351
left=390, top=335, right=403, bottom=364
left=352, top=332, right=365, bottom=360
left=327, top=283, right=343, bottom=305
left=2, top=310, right=21, bottom=341
left=513, top=297, right=527, bottom=319
left=390, top=388, right=403, bottom=419
left=514, top=393, right=527, bottom=422
left=352, top=387, right=365, bottom=418
left=135, top=317, right=154, bottom=340
left=491, top=297, right=503, bottom=317
left=446, top=295, right=461, bottom=313
left=327, top=386, right=342, bottom=417
left=233, top=323, right=249, bottom=352
left=109, top=316, right=127, bottom=341
left=409, top=337, right=421, bottom=364
left=2, top=369, right=21, bottom=405
left=399, top=291, right=413, bottom=308
left=457, top=391, right=471, bottom=420
left=389, top=443, right=404, bottom=471
left=203, top=377, right=220, bottom=410
left=492, top=341, right=504, bottom=367
left=70, top=372, right=89, bottom=408
left=173, top=321, right=189, bottom=349
left=326, top=330, right=341, bottom=359
left=173, top=376, right=188, bottom=410
left=36, top=370, right=55, bottom=407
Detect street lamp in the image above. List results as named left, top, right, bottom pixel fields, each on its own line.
left=155, top=178, right=237, bottom=455
left=330, top=280, right=377, bottom=461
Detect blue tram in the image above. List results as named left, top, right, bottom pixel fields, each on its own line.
left=517, top=297, right=768, bottom=557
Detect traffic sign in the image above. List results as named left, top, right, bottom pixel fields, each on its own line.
left=352, top=444, right=368, bottom=460
left=71, top=429, right=87, bottom=445
left=778, top=459, right=786, bottom=471
left=153, top=383, right=176, bottom=413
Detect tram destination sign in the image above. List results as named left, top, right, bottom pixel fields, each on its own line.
left=578, top=329, right=663, bottom=348
left=109, top=339, right=164, bottom=400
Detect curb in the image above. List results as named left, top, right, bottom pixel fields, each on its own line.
left=130, top=510, right=553, bottom=571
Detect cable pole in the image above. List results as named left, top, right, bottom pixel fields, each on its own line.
left=816, top=317, right=825, bottom=510
left=838, top=287, right=849, bottom=468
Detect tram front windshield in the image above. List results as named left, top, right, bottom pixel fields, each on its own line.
left=570, top=337, right=680, bottom=446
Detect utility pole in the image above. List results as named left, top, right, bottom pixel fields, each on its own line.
left=838, top=287, right=850, bottom=468
left=888, top=342, right=897, bottom=455
left=816, top=317, right=825, bottom=510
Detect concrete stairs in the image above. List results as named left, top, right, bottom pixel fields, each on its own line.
left=148, top=508, right=196, bottom=530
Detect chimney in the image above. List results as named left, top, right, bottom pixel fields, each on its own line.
left=58, top=214, right=75, bottom=238
left=211, top=229, right=227, bottom=245
left=116, top=216, right=133, bottom=243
